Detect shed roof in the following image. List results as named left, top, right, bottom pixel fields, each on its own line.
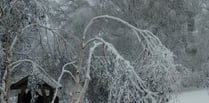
left=11, top=66, right=62, bottom=90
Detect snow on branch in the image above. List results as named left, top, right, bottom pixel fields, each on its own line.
left=75, top=41, right=103, bottom=103
left=10, top=59, right=38, bottom=68
left=10, top=23, right=74, bottom=52
left=98, top=38, right=154, bottom=103
left=83, top=15, right=173, bottom=57
left=0, top=59, right=48, bottom=103
left=79, top=37, right=157, bottom=103
left=58, top=61, right=77, bottom=82
left=81, top=15, right=179, bottom=103
left=51, top=61, right=76, bottom=103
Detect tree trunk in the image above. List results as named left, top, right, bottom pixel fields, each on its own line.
left=2, top=31, right=12, bottom=103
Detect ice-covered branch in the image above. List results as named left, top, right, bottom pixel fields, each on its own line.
left=83, top=15, right=144, bottom=39
left=82, top=15, right=170, bottom=57
left=86, top=42, right=103, bottom=79
left=72, top=15, right=180, bottom=103
left=10, top=59, right=49, bottom=77
left=0, top=61, right=19, bottom=103
left=84, top=35, right=177, bottom=103
left=51, top=61, right=76, bottom=103
left=1, top=59, right=44, bottom=103
left=58, top=61, right=76, bottom=82
left=87, top=37, right=156, bottom=103
left=76, top=41, right=103, bottom=103
left=10, top=59, right=36, bottom=67
left=2, top=0, right=18, bottom=13
left=10, top=23, right=72, bottom=52
left=80, top=36, right=158, bottom=102
left=0, top=62, right=17, bottom=99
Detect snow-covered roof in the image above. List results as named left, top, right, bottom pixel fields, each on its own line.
left=11, top=66, right=62, bottom=90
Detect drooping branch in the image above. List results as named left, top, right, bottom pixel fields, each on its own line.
left=82, top=15, right=169, bottom=56
left=76, top=41, right=103, bottom=103
left=83, top=37, right=158, bottom=103
left=79, top=15, right=178, bottom=103
left=51, top=61, right=76, bottom=103
left=10, top=59, right=37, bottom=67
left=10, top=23, right=75, bottom=53
left=82, top=15, right=145, bottom=39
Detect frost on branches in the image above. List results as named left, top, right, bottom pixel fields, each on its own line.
left=0, top=14, right=183, bottom=103
left=81, top=15, right=182, bottom=103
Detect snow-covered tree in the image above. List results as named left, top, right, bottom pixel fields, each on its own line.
left=67, top=15, right=183, bottom=103
left=2, top=0, right=207, bottom=103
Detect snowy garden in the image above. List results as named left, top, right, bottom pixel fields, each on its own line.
left=0, top=0, right=209, bottom=103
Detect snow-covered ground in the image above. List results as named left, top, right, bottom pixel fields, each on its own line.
left=169, top=89, right=209, bottom=103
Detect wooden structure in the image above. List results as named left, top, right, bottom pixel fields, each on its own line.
left=10, top=67, right=61, bottom=103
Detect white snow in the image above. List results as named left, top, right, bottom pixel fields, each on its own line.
left=169, top=89, right=209, bottom=103
left=85, top=0, right=96, bottom=6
